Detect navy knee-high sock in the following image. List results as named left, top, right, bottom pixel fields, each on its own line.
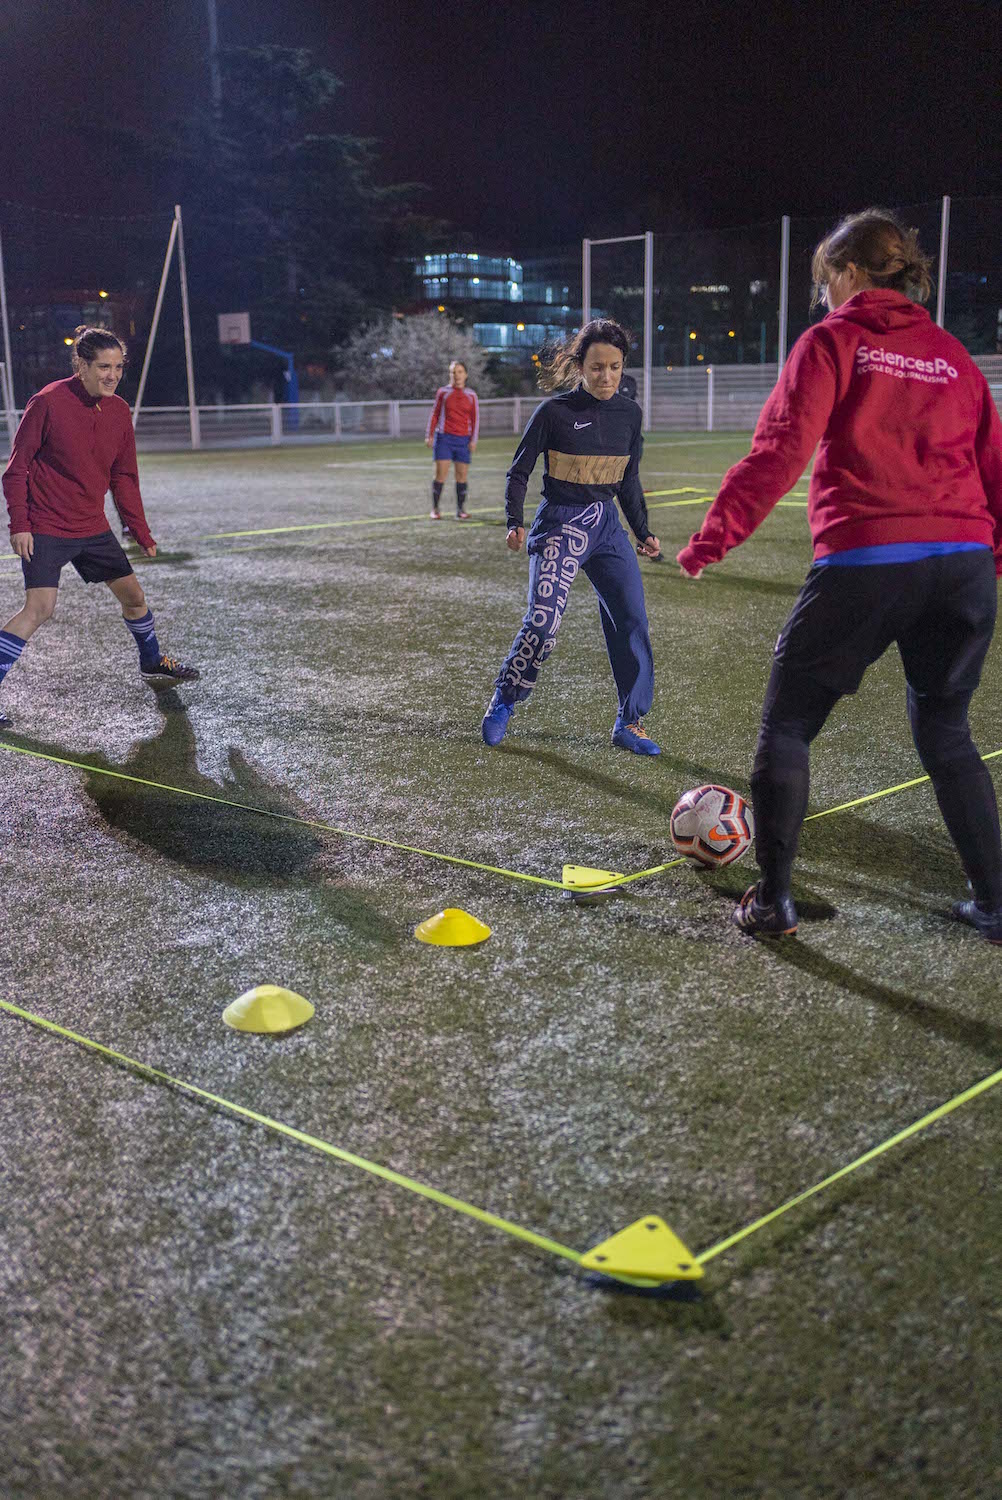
left=0, top=630, right=26, bottom=690
left=124, top=610, right=161, bottom=666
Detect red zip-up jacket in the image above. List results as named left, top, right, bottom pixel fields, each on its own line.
left=426, top=385, right=480, bottom=441
left=678, top=290, right=1002, bottom=576
left=3, top=376, right=155, bottom=550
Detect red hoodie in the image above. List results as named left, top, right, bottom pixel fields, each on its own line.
left=678, top=290, right=1002, bottom=576
left=2, top=375, right=155, bottom=550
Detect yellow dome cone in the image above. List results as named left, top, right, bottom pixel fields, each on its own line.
left=580, top=1214, right=703, bottom=1285
left=222, top=985, right=315, bottom=1034
left=414, top=908, right=491, bottom=946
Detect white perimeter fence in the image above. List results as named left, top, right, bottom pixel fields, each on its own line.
left=2, top=359, right=1001, bottom=456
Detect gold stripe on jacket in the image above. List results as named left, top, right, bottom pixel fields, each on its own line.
left=547, top=451, right=629, bottom=485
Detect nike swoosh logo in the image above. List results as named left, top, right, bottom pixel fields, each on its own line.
left=707, top=826, right=730, bottom=842
left=573, top=421, right=592, bottom=429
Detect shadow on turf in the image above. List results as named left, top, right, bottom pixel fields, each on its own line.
left=132, top=550, right=197, bottom=568
left=645, top=569, right=800, bottom=600
left=9, top=694, right=400, bottom=947
left=501, top=743, right=754, bottom=821
left=761, top=929, right=1002, bottom=1060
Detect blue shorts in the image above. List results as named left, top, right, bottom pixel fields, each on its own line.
left=433, top=432, right=471, bottom=464
left=21, top=530, right=134, bottom=589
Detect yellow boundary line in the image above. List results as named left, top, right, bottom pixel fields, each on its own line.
left=0, top=741, right=570, bottom=890
left=3, top=997, right=1000, bottom=1290
left=696, top=1061, right=1002, bottom=1266
left=2, top=740, right=998, bottom=894
left=0, top=999, right=583, bottom=1270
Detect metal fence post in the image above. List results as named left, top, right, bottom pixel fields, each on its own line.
left=270, top=404, right=282, bottom=445
left=706, top=365, right=714, bottom=432
left=390, top=400, right=401, bottom=438
left=334, top=402, right=342, bottom=441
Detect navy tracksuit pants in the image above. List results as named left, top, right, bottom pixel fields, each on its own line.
left=493, top=499, right=654, bottom=723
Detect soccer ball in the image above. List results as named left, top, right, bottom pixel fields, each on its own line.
left=670, top=784, right=754, bottom=869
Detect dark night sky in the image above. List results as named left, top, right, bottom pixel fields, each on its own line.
left=2, top=0, right=1001, bottom=249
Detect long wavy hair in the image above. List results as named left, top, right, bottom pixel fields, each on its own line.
left=537, top=318, right=631, bottom=392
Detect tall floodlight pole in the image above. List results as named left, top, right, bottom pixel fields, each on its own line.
left=0, top=225, right=17, bottom=434
left=206, top=0, right=222, bottom=115
left=935, top=195, right=951, bottom=328
left=777, top=215, right=791, bottom=368
left=174, top=205, right=201, bottom=450
left=580, top=232, right=654, bottom=429
left=582, top=238, right=591, bottom=325
left=643, top=231, right=653, bottom=431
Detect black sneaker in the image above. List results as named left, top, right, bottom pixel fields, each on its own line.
left=140, top=654, right=201, bottom=683
left=733, top=883, right=798, bottom=936
left=952, top=899, right=1002, bottom=945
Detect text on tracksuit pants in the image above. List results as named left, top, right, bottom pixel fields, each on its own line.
left=494, top=499, right=654, bottom=723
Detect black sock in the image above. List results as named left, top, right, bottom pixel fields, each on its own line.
left=432, top=481, right=443, bottom=509
left=930, top=757, right=1002, bottom=909
left=750, top=739, right=811, bottom=901
left=456, top=482, right=468, bottom=513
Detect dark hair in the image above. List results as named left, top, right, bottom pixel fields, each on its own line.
left=71, top=325, right=127, bottom=369
left=449, top=358, right=468, bottom=371
left=810, top=209, right=934, bottom=310
left=538, top=318, right=630, bottom=392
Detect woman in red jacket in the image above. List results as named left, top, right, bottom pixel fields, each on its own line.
left=1, top=327, right=199, bottom=728
left=678, top=209, right=1002, bottom=942
left=425, top=359, right=479, bottom=519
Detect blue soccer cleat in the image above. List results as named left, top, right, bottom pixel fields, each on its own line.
left=481, top=692, right=515, bottom=746
left=612, top=718, right=661, bottom=755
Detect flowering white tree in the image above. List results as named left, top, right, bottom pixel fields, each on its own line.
left=330, top=313, right=494, bottom=399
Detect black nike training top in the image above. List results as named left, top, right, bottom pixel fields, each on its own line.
left=504, top=386, right=652, bottom=541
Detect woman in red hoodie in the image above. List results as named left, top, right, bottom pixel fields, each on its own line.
left=1, top=327, right=199, bottom=728
left=678, top=209, right=1002, bottom=942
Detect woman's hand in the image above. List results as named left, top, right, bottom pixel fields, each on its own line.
left=11, top=532, right=33, bottom=560
left=424, top=436, right=433, bottom=447
left=676, top=548, right=704, bottom=580
left=141, top=542, right=157, bottom=559
left=506, top=527, right=525, bottom=552
left=636, top=534, right=661, bottom=560
left=470, top=440, right=478, bottom=453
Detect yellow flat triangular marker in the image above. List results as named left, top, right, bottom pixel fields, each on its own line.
left=222, top=985, right=315, bottom=1035
left=414, top=908, right=491, bottom=946
left=580, top=1215, right=703, bottom=1282
left=562, top=864, right=624, bottom=890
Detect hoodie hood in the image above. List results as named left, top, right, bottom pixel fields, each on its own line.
left=825, top=287, right=931, bottom=335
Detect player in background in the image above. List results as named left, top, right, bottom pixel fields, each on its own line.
left=0, top=326, right=200, bottom=729
left=425, top=359, right=479, bottom=519
left=678, top=209, right=1002, bottom=941
left=481, top=318, right=663, bottom=754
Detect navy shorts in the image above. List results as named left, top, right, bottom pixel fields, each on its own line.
left=433, top=432, right=471, bottom=464
left=21, top=531, right=134, bottom=589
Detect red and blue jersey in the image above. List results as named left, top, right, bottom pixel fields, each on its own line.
left=427, top=385, right=480, bottom=442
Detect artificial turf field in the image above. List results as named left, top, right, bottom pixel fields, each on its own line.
left=2, top=431, right=1002, bottom=1499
